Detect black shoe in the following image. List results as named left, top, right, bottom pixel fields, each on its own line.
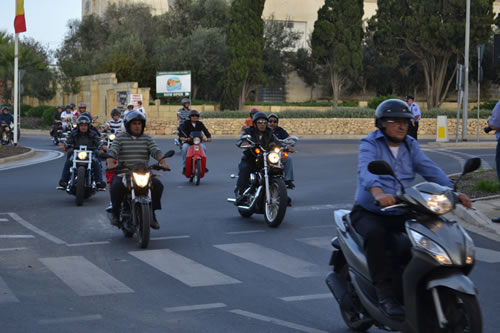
left=182, top=168, right=185, bottom=175
left=59, top=179, right=67, bottom=187
left=96, top=181, right=106, bottom=189
left=105, top=202, right=113, bottom=213
left=151, top=212, right=160, bottom=230
left=205, top=168, right=209, bottom=173
left=110, top=213, right=120, bottom=227
left=375, top=283, right=404, bottom=320
left=287, top=197, right=292, bottom=207
left=285, top=180, right=295, bottom=189
left=492, top=217, right=500, bottom=223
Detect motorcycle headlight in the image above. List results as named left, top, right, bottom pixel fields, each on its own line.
left=77, top=151, right=88, bottom=160
left=273, top=147, right=280, bottom=153
left=133, top=172, right=150, bottom=188
left=193, top=137, right=201, bottom=145
left=463, top=230, right=475, bottom=265
left=72, top=123, right=77, bottom=128
left=421, top=193, right=452, bottom=215
left=268, top=152, right=280, bottom=164
left=109, top=134, right=116, bottom=141
left=408, top=229, right=452, bottom=265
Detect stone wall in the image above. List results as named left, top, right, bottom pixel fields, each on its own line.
left=144, top=118, right=487, bottom=136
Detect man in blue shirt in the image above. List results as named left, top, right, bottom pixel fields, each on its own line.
left=405, top=95, right=421, bottom=140
left=0, top=106, right=14, bottom=140
left=352, top=99, right=471, bottom=319
left=268, top=113, right=295, bottom=189
left=485, top=100, right=500, bottom=222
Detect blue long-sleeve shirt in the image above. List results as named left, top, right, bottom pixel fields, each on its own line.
left=0, top=113, right=13, bottom=125
left=354, top=130, right=454, bottom=215
left=489, top=100, right=500, bottom=140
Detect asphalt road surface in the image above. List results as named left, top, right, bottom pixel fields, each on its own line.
left=1, top=136, right=499, bottom=333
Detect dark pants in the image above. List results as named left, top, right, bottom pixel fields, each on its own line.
left=350, top=204, right=407, bottom=284
left=110, top=176, right=164, bottom=216
left=408, top=121, right=419, bottom=140
left=496, top=140, right=500, bottom=184
left=61, top=157, right=103, bottom=183
left=237, top=159, right=255, bottom=193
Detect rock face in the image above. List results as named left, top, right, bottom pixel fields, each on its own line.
left=144, top=118, right=486, bottom=136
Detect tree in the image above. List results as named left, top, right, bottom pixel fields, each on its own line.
left=221, top=0, right=266, bottom=110
left=370, top=0, right=494, bottom=109
left=311, top=0, right=364, bottom=109
left=291, top=48, right=320, bottom=102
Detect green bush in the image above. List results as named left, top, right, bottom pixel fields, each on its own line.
left=27, top=105, right=53, bottom=117
left=200, top=108, right=375, bottom=119
left=21, top=104, right=32, bottom=116
left=367, top=95, right=398, bottom=110
left=424, top=109, right=491, bottom=119
left=480, top=100, right=498, bottom=111
left=42, top=108, right=55, bottom=126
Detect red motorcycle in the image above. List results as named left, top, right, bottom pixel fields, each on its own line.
left=183, top=131, right=208, bottom=185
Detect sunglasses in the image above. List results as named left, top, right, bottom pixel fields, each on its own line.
left=385, top=119, right=409, bottom=125
left=190, top=115, right=200, bottom=118
left=256, top=120, right=268, bottom=125
left=268, top=120, right=278, bottom=123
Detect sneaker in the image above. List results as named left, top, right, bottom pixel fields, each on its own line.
left=59, top=179, right=68, bottom=187
left=205, top=168, right=209, bottom=173
left=110, top=213, right=120, bottom=227
left=151, top=212, right=160, bottom=230
left=285, top=180, right=295, bottom=189
left=106, top=202, right=113, bottom=212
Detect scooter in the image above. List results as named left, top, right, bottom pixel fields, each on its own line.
left=326, top=158, right=482, bottom=333
left=183, top=131, right=207, bottom=185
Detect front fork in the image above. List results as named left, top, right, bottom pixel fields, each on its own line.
left=263, top=156, right=271, bottom=204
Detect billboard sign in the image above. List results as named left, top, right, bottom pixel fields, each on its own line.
left=157, top=71, right=191, bottom=97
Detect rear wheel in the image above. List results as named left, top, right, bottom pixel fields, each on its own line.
left=135, top=203, right=151, bottom=249
left=194, top=159, right=201, bottom=185
left=75, top=166, right=86, bottom=206
left=264, top=178, right=288, bottom=227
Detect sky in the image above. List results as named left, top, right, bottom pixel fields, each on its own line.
left=0, top=0, right=81, bottom=52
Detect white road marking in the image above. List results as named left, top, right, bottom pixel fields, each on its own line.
left=226, top=230, right=265, bottom=235
left=7, top=212, right=66, bottom=245
left=40, top=256, right=133, bottom=296
left=0, top=247, right=28, bottom=252
left=214, top=243, right=320, bottom=278
left=279, top=293, right=331, bottom=302
left=0, top=235, right=34, bottom=239
left=0, top=276, right=19, bottom=303
left=164, top=303, right=227, bottom=313
left=129, top=249, right=241, bottom=287
left=0, top=218, right=8, bottom=222
left=229, top=309, right=328, bottom=333
left=300, top=225, right=335, bottom=230
left=38, top=315, right=102, bottom=325
left=150, top=235, right=191, bottom=240
left=0, top=149, right=64, bottom=171
left=475, top=247, right=500, bottom=263
left=66, top=241, right=110, bottom=247
left=297, top=237, right=332, bottom=250
left=292, top=203, right=351, bottom=212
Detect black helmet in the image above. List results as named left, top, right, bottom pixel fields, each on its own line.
left=124, top=110, right=146, bottom=135
left=268, top=113, right=279, bottom=120
left=77, top=115, right=91, bottom=125
left=65, top=104, right=72, bottom=110
left=189, top=110, right=200, bottom=118
left=56, top=105, right=63, bottom=110
left=252, top=111, right=268, bottom=123
left=375, top=99, right=412, bottom=126
left=111, top=108, right=121, bottom=117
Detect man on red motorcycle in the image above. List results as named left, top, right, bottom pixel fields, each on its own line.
left=179, top=110, right=212, bottom=174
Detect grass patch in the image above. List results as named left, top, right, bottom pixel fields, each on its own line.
left=473, top=179, right=500, bottom=193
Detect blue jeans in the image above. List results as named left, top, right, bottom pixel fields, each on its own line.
left=283, top=156, right=294, bottom=182
left=496, top=140, right=500, bottom=184
left=61, top=156, right=103, bottom=183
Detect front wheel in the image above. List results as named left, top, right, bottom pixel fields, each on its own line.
left=135, top=203, right=151, bottom=249
left=75, top=166, right=86, bottom=206
left=194, top=159, right=201, bottom=185
left=264, top=178, right=288, bottom=228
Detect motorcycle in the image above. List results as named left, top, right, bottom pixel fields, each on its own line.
left=51, top=121, right=63, bottom=145
left=102, top=150, right=174, bottom=249
left=183, top=131, right=208, bottom=185
left=326, top=158, right=482, bottom=333
left=227, top=135, right=298, bottom=228
left=1, top=122, right=14, bottom=145
left=57, top=145, right=104, bottom=206
left=100, top=128, right=119, bottom=149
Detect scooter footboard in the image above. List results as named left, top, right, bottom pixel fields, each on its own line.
left=426, top=269, right=476, bottom=295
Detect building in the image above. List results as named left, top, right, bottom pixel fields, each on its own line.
left=82, top=0, right=170, bottom=17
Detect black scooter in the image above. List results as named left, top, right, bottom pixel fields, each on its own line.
left=326, top=158, right=482, bottom=333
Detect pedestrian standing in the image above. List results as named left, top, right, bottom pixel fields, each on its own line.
left=405, top=96, right=421, bottom=140
left=137, top=100, right=146, bottom=116
left=485, top=100, right=500, bottom=223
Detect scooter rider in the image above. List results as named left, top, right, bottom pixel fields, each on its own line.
left=179, top=110, right=212, bottom=174
left=267, top=113, right=295, bottom=189
left=104, top=109, right=123, bottom=132
left=351, top=99, right=472, bottom=319
left=59, top=115, right=105, bottom=189
left=107, top=111, right=170, bottom=230
left=0, top=106, right=14, bottom=138
left=235, top=112, right=280, bottom=204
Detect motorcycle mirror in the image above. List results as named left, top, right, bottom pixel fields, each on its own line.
left=241, top=134, right=252, bottom=141
left=289, top=136, right=299, bottom=141
left=462, top=158, right=481, bottom=175
left=164, top=150, right=175, bottom=158
left=368, top=160, right=396, bottom=177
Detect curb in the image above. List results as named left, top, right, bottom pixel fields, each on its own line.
left=450, top=204, right=500, bottom=237
left=0, top=147, right=36, bottom=165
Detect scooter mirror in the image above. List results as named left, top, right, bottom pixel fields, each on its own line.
left=462, top=157, right=481, bottom=175
left=368, top=160, right=396, bottom=177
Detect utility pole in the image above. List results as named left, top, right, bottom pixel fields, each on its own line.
left=462, top=0, right=470, bottom=141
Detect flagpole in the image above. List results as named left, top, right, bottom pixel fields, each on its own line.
left=14, top=33, right=19, bottom=145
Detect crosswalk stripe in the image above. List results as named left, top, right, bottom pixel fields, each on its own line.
left=0, top=276, right=19, bottom=303
left=38, top=315, right=102, bottom=325
left=129, top=249, right=241, bottom=287
left=214, top=243, right=320, bottom=278
left=475, top=247, right=500, bottom=263
left=280, top=293, right=331, bottom=302
left=39, top=256, right=134, bottom=296
left=164, top=303, right=227, bottom=313
left=297, top=237, right=332, bottom=250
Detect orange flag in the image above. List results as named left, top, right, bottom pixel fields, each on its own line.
left=14, top=0, right=26, bottom=33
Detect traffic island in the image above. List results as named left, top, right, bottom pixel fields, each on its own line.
left=0, top=146, right=35, bottom=164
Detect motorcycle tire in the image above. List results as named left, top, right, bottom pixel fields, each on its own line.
left=264, top=178, right=288, bottom=228
left=338, top=266, right=372, bottom=332
left=135, top=203, right=151, bottom=249
left=122, top=228, right=133, bottom=238
left=238, top=207, right=253, bottom=218
left=194, top=159, right=201, bottom=186
left=75, top=166, right=86, bottom=206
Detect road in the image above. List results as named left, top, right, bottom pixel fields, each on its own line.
left=0, top=136, right=499, bottom=332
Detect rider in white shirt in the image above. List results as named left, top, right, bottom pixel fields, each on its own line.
left=61, top=104, right=74, bottom=131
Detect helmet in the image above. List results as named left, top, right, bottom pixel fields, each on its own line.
left=56, top=105, right=63, bottom=110
left=1, top=106, right=9, bottom=111
left=189, top=110, right=200, bottom=118
left=111, top=108, right=121, bottom=116
left=77, top=115, right=91, bottom=125
left=181, top=98, right=190, bottom=105
left=249, top=107, right=259, bottom=116
left=78, top=102, right=86, bottom=108
left=124, top=110, right=146, bottom=135
left=375, top=99, right=412, bottom=123
left=252, top=111, right=268, bottom=123
left=65, top=104, right=72, bottom=109
left=268, top=113, right=279, bottom=120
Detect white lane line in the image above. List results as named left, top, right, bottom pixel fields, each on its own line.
left=40, top=256, right=133, bottom=296
left=214, top=243, right=320, bottom=278
left=0, top=218, right=8, bottom=222
left=297, top=237, right=332, bottom=250
left=226, top=230, right=265, bottom=235
left=0, top=276, right=19, bottom=303
left=229, top=309, right=328, bottom=333
left=66, top=241, right=110, bottom=247
left=280, top=293, right=331, bottom=302
left=300, top=225, right=335, bottom=230
left=8, top=212, right=66, bottom=245
left=475, top=247, right=500, bottom=263
left=0, top=247, right=28, bottom=252
left=129, top=249, right=241, bottom=287
left=0, top=235, right=34, bottom=239
left=150, top=235, right=191, bottom=240
left=164, top=303, right=227, bottom=313
left=292, top=203, right=351, bottom=212
left=0, top=150, right=64, bottom=171
left=38, top=315, right=102, bottom=325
